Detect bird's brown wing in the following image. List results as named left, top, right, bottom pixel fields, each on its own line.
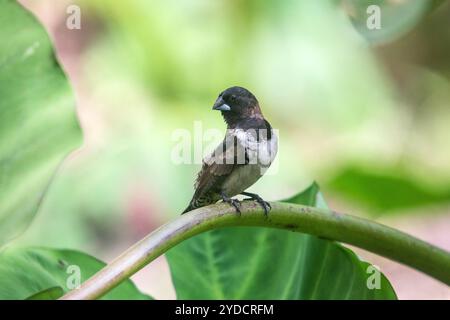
left=193, top=133, right=247, bottom=200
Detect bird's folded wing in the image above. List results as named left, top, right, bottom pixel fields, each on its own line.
left=193, top=133, right=247, bottom=198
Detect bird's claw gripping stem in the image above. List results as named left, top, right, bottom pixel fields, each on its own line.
left=221, top=192, right=241, bottom=215
left=241, top=192, right=271, bottom=216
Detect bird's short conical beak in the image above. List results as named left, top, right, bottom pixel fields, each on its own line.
left=212, top=97, right=231, bottom=111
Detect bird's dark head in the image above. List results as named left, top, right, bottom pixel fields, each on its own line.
left=212, top=86, right=262, bottom=127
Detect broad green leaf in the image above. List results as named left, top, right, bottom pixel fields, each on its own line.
left=26, top=287, right=64, bottom=300
left=0, top=0, right=82, bottom=245
left=0, top=247, right=151, bottom=300
left=325, top=165, right=450, bottom=214
left=166, top=184, right=397, bottom=299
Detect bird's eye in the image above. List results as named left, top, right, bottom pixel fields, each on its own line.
left=230, top=95, right=237, bottom=102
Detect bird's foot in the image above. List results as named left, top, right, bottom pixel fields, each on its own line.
left=241, top=192, right=271, bottom=216
left=221, top=193, right=241, bottom=215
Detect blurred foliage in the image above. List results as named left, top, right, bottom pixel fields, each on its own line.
left=12, top=0, right=450, bottom=291
left=0, top=247, right=151, bottom=300
left=326, top=165, right=450, bottom=214
left=167, top=184, right=397, bottom=299
left=343, top=0, right=443, bottom=44
left=0, top=0, right=82, bottom=246
left=80, top=0, right=395, bottom=128
left=0, top=0, right=443, bottom=300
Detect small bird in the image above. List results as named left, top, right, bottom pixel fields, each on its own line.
left=182, top=86, right=278, bottom=215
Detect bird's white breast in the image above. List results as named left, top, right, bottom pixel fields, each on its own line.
left=221, top=129, right=278, bottom=197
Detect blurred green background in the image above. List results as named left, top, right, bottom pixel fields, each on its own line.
left=16, top=0, right=450, bottom=299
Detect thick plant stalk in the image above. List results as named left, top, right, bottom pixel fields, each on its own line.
left=61, top=201, right=450, bottom=300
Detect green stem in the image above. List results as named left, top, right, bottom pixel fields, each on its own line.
left=60, top=201, right=450, bottom=300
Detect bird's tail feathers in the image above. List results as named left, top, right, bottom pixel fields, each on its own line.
left=181, top=202, right=194, bottom=215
